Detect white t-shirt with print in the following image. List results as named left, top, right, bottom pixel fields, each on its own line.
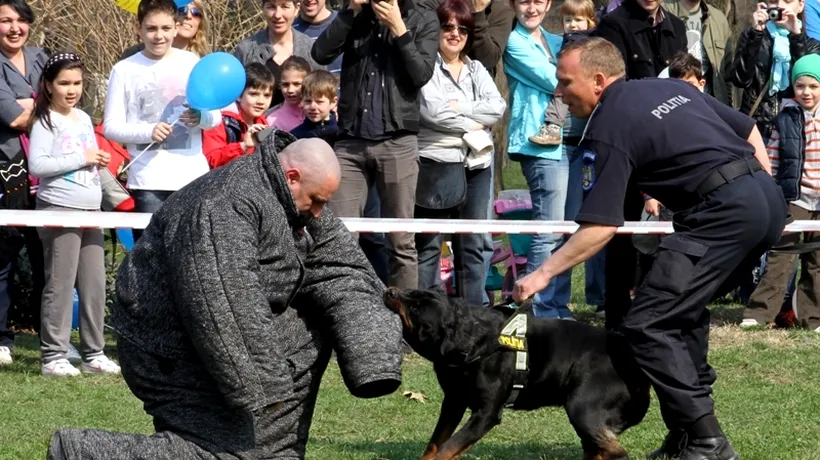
left=103, top=48, right=220, bottom=191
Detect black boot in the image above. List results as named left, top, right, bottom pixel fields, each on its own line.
left=678, top=415, right=740, bottom=460
left=647, top=429, right=688, bottom=459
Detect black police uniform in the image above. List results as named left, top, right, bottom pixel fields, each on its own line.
left=576, top=78, right=787, bottom=453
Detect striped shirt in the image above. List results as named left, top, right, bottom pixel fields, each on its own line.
left=768, top=99, right=820, bottom=211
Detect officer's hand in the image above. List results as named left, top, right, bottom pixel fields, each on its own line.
left=781, top=9, right=801, bottom=34
left=645, top=198, right=661, bottom=217
left=512, top=270, right=551, bottom=303
left=753, top=2, right=768, bottom=31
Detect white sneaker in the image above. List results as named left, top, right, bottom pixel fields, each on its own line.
left=0, top=346, right=11, bottom=365
left=66, top=343, right=82, bottom=365
left=81, top=355, right=121, bottom=375
left=814, top=326, right=820, bottom=333
left=42, top=359, right=80, bottom=377
left=740, top=318, right=760, bottom=328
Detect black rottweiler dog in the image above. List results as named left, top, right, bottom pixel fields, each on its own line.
left=384, top=287, right=651, bottom=460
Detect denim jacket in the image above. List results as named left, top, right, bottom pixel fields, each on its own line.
left=503, top=23, right=564, bottom=160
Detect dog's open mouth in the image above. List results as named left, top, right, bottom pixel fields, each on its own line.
left=383, top=287, right=413, bottom=329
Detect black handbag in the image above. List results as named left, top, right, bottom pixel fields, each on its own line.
left=415, top=156, right=467, bottom=212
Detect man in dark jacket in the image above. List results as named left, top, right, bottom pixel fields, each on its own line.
left=596, top=0, right=688, bottom=80
left=311, top=0, right=438, bottom=292
left=46, top=133, right=405, bottom=460
left=594, top=0, right=688, bottom=330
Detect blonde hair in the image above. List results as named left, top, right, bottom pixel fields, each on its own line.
left=559, top=0, right=597, bottom=28
left=301, top=70, right=339, bottom=100
left=186, top=0, right=211, bottom=57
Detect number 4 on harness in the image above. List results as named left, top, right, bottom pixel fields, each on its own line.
left=498, top=312, right=529, bottom=408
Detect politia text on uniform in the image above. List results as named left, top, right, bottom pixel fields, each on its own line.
left=651, top=95, right=691, bottom=120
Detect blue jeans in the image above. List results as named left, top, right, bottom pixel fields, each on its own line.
left=131, top=190, right=175, bottom=241
left=517, top=150, right=570, bottom=318
left=547, top=146, right=607, bottom=310
left=482, top=157, right=495, bottom=306
left=359, top=183, right=389, bottom=285
left=416, top=165, right=493, bottom=306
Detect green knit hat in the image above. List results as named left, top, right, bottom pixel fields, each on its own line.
left=792, top=54, right=820, bottom=85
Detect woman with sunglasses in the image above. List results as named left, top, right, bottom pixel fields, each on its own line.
left=415, top=0, right=506, bottom=305
left=119, top=1, right=210, bottom=60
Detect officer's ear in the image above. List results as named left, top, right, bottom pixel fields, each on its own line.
left=593, top=72, right=607, bottom=93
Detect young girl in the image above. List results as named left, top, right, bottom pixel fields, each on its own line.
left=265, top=56, right=311, bottom=131
left=528, top=0, right=596, bottom=146
left=27, top=53, right=121, bottom=377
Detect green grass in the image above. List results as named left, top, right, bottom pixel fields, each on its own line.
left=3, top=165, right=818, bottom=459
left=3, top=271, right=820, bottom=460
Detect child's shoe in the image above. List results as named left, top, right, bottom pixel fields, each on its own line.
left=529, top=123, right=562, bottom=146
left=81, top=355, right=121, bottom=375
left=42, top=359, right=80, bottom=377
left=0, top=346, right=11, bottom=365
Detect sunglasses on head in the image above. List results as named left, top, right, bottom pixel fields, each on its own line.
left=177, top=5, right=202, bottom=17
left=441, top=23, right=469, bottom=35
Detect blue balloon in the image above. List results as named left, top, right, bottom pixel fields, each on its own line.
left=186, top=52, right=246, bottom=111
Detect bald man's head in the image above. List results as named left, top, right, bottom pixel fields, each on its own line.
left=278, top=138, right=342, bottom=218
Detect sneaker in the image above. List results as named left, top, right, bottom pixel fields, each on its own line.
left=594, top=306, right=606, bottom=319
left=0, top=346, right=11, bottom=366
left=740, top=318, right=760, bottom=329
left=42, top=359, right=80, bottom=377
left=814, top=326, right=820, bottom=333
left=66, top=343, right=82, bottom=365
left=528, top=123, right=562, bottom=146
left=81, top=355, right=121, bottom=375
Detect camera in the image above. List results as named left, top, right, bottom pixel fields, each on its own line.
left=768, top=7, right=783, bottom=21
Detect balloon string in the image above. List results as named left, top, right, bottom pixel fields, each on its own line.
left=120, top=118, right=182, bottom=175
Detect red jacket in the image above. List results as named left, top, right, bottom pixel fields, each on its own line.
left=94, top=123, right=135, bottom=212
left=202, top=109, right=268, bottom=169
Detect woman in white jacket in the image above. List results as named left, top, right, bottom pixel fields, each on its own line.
left=415, top=0, right=506, bottom=305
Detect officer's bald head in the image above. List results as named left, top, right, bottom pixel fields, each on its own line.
left=555, top=37, right=625, bottom=118
left=278, top=138, right=341, bottom=217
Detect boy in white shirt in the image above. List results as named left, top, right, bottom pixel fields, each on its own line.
left=103, top=0, right=220, bottom=239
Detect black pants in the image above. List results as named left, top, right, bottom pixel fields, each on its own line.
left=603, top=184, right=644, bottom=330
left=620, top=171, right=786, bottom=429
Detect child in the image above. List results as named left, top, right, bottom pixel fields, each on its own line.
left=202, top=63, right=274, bottom=169
left=27, top=53, right=120, bottom=377
left=666, top=51, right=707, bottom=92
left=742, top=54, right=820, bottom=331
left=289, top=70, right=339, bottom=145
left=528, top=0, right=597, bottom=146
left=102, top=0, right=221, bottom=228
left=265, top=56, right=311, bottom=131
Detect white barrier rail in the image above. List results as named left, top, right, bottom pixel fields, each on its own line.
left=2, top=210, right=820, bottom=234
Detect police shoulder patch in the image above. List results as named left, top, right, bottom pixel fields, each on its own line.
left=581, top=150, right=596, bottom=192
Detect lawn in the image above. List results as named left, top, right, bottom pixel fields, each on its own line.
left=2, top=268, right=820, bottom=460
left=3, top=166, right=819, bottom=459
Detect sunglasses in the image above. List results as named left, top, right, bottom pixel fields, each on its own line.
left=177, top=6, right=203, bottom=17
left=441, top=23, right=470, bottom=36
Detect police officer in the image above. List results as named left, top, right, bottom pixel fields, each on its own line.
left=512, top=37, right=787, bottom=460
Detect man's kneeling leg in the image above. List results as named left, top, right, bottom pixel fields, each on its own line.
left=48, top=428, right=214, bottom=460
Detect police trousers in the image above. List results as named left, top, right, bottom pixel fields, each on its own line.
left=621, top=171, right=786, bottom=429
